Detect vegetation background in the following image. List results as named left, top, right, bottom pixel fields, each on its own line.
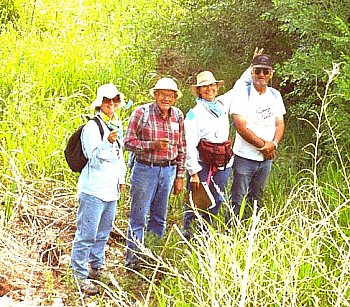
left=0, top=0, right=349, bottom=306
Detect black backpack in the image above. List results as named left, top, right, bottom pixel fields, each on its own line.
left=64, top=117, right=104, bottom=172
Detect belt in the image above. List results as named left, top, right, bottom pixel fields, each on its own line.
left=136, top=159, right=177, bottom=167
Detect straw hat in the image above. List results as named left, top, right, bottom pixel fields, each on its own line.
left=149, top=77, right=183, bottom=99
left=91, top=84, right=125, bottom=108
left=191, top=71, right=224, bottom=96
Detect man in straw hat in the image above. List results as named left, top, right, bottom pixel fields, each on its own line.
left=183, top=70, right=233, bottom=239
left=124, top=77, right=186, bottom=270
left=226, top=49, right=286, bottom=223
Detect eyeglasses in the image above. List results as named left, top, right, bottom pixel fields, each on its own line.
left=253, top=67, right=272, bottom=75
left=102, top=96, right=121, bottom=104
left=156, top=92, right=176, bottom=100
left=200, top=83, right=217, bottom=89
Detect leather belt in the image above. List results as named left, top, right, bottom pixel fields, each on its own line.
left=136, top=159, right=176, bottom=167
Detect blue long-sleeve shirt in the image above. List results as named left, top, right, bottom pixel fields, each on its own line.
left=78, top=116, right=126, bottom=201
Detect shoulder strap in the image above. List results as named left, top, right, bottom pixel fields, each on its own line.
left=172, top=107, right=180, bottom=121
left=91, top=117, right=104, bottom=140
left=141, top=103, right=152, bottom=127
left=269, top=87, right=278, bottom=99
left=247, top=84, right=251, bottom=99
left=142, top=103, right=180, bottom=127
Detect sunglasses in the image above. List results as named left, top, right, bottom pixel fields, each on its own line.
left=102, top=96, right=121, bottom=104
left=253, top=67, right=272, bottom=75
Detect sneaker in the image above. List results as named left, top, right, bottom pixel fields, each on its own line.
left=88, top=267, right=104, bottom=280
left=79, top=279, right=99, bottom=295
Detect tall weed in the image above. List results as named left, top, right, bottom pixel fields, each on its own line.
left=151, top=64, right=350, bottom=306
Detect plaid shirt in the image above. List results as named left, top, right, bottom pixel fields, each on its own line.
left=124, top=102, right=186, bottom=178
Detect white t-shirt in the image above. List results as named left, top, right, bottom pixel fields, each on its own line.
left=229, top=83, right=286, bottom=161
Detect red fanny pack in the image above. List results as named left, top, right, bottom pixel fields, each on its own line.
left=197, top=139, right=233, bottom=168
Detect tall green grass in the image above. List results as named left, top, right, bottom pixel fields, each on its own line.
left=1, top=0, right=349, bottom=305
left=0, top=0, right=185, bottom=211
left=149, top=64, right=350, bottom=306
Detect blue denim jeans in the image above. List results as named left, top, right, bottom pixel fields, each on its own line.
left=227, top=155, right=272, bottom=223
left=71, top=192, right=117, bottom=279
left=125, top=161, right=176, bottom=267
left=183, top=162, right=231, bottom=237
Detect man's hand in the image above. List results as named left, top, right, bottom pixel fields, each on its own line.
left=173, top=178, right=183, bottom=195
left=152, top=138, right=169, bottom=150
left=253, top=47, right=264, bottom=60
left=257, top=140, right=276, bottom=160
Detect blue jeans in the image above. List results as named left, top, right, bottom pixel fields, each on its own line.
left=71, top=192, right=117, bottom=279
left=227, top=155, right=272, bottom=223
left=125, top=161, right=176, bottom=267
left=183, top=162, right=231, bottom=237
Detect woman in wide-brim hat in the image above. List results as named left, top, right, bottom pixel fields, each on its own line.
left=190, top=71, right=224, bottom=97
left=183, top=70, right=232, bottom=239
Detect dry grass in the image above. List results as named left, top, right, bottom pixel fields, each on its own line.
left=0, top=179, right=76, bottom=304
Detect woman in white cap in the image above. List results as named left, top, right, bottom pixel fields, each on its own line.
left=183, top=71, right=233, bottom=239
left=124, top=77, right=186, bottom=270
left=71, top=84, right=126, bottom=294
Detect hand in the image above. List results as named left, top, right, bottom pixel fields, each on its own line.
left=253, top=47, right=264, bottom=60
left=257, top=140, right=276, bottom=160
left=189, top=173, right=200, bottom=191
left=119, top=184, right=125, bottom=192
left=152, top=138, right=169, bottom=150
left=107, top=131, right=119, bottom=143
left=173, top=178, right=183, bottom=195
left=263, top=150, right=276, bottom=160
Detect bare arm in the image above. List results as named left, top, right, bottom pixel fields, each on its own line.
left=233, top=114, right=265, bottom=148
left=258, top=116, right=285, bottom=160
left=233, top=114, right=285, bottom=160
left=272, top=116, right=285, bottom=145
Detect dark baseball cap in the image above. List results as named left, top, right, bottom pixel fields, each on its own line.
left=252, top=54, right=273, bottom=69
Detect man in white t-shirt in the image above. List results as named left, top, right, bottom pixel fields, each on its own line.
left=227, top=54, right=286, bottom=222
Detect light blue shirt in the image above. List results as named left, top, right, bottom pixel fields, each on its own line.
left=184, top=98, right=231, bottom=175
left=78, top=116, right=126, bottom=201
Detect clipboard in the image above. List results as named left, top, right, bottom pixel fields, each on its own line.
left=186, top=181, right=216, bottom=210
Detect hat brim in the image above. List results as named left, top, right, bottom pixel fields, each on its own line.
left=90, top=93, right=125, bottom=108
left=149, top=88, right=183, bottom=99
left=252, top=64, right=273, bottom=69
left=190, top=81, right=224, bottom=97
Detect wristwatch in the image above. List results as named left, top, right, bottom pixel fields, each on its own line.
left=272, top=140, right=278, bottom=149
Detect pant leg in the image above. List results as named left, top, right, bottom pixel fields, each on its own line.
left=89, top=198, right=117, bottom=269
left=183, top=163, right=230, bottom=235
left=247, top=159, right=272, bottom=208
left=207, top=166, right=231, bottom=217
left=227, top=156, right=256, bottom=224
left=71, top=193, right=105, bottom=279
left=125, top=162, right=159, bottom=266
left=147, top=165, right=176, bottom=237
left=183, top=172, right=196, bottom=234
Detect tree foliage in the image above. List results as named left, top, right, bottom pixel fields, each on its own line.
left=171, top=0, right=349, bottom=154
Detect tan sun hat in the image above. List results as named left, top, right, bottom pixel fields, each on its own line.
left=191, top=71, right=224, bottom=96
left=91, top=84, right=125, bottom=108
left=149, top=77, right=183, bottom=99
